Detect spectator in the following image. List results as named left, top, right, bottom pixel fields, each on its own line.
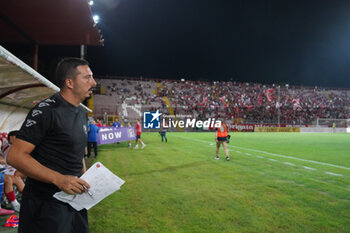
left=95, top=119, right=103, bottom=128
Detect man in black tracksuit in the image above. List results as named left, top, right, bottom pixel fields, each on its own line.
left=8, top=57, right=96, bottom=233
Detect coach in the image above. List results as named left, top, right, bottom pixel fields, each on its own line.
left=7, top=57, right=96, bottom=233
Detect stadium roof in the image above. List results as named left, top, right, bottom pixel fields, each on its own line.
left=0, top=46, right=57, bottom=110
left=0, top=46, right=92, bottom=132
left=0, top=0, right=103, bottom=46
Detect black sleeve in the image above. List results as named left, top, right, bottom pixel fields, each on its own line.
left=16, top=105, right=52, bottom=146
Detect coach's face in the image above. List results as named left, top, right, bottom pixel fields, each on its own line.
left=71, top=65, right=96, bottom=101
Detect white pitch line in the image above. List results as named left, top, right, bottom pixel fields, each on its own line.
left=173, top=135, right=350, bottom=170
left=284, top=162, right=296, bottom=166
left=245, top=153, right=252, bottom=156
left=256, top=155, right=264, bottom=159
left=236, top=151, right=242, bottom=154
left=269, top=158, right=278, bottom=162
left=326, top=172, right=343, bottom=177
left=303, top=166, right=316, bottom=171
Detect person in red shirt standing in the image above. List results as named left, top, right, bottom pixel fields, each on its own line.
left=95, top=119, right=103, bottom=128
left=134, top=119, right=146, bottom=149
left=215, top=119, right=230, bottom=161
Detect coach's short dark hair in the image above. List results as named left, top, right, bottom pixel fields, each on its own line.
left=55, top=57, right=89, bottom=88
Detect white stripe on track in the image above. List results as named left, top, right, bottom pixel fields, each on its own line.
left=173, top=135, right=350, bottom=171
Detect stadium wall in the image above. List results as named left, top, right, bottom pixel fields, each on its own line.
left=300, top=127, right=349, bottom=133
left=254, top=127, right=300, bottom=133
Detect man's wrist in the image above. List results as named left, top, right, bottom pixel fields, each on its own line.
left=51, top=170, right=62, bottom=187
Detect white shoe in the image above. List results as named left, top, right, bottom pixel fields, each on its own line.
left=134, top=146, right=139, bottom=149
left=141, top=144, right=146, bottom=149
left=12, top=203, right=20, bottom=212
left=214, top=156, right=219, bottom=160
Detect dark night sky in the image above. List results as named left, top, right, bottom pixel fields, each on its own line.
left=66, top=1, right=350, bottom=87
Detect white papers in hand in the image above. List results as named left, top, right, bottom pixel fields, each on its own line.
left=53, top=162, right=125, bottom=211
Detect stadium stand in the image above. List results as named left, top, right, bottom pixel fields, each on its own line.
left=94, top=77, right=350, bottom=128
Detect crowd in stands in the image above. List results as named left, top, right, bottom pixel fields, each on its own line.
left=95, top=77, right=350, bottom=125
left=99, top=79, right=158, bottom=106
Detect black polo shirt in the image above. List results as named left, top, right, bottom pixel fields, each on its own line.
left=17, top=93, right=88, bottom=197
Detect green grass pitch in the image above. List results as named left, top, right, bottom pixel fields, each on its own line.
left=88, top=132, right=350, bottom=233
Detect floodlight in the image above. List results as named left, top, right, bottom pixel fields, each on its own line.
left=93, top=15, right=99, bottom=24
left=89, top=1, right=94, bottom=6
